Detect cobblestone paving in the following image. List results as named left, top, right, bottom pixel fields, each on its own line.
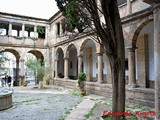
left=0, top=86, right=82, bottom=120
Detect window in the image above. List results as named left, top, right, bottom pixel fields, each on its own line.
left=57, top=23, right=60, bottom=36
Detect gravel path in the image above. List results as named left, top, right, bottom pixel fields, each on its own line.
left=0, top=87, right=82, bottom=120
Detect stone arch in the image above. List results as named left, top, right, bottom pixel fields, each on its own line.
left=2, top=48, right=21, bottom=86
left=27, top=50, right=44, bottom=60
left=79, top=39, right=98, bottom=82
left=79, top=39, right=97, bottom=52
left=66, top=43, right=78, bottom=80
left=3, top=48, right=20, bottom=61
left=56, top=47, right=64, bottom=78
left=66, top=43, right=77, bottom=54
left=132, top=18, right=153, bottom=47
left=131, top=19, right=154, bottom=88
left=55, top=46, right=64, bottom=58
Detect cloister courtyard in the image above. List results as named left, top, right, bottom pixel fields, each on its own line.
left=0, top=0, right=160, bottom=120
left=0, top=85, right=155, bottom=120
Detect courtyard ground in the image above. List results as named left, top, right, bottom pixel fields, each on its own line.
left=0, top=85, right=155, bottom=120
left=0, top=85, right=82, bottom=120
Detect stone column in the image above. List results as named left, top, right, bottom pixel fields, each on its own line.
left=22, top=24, right=25, bottom=37
left=60, top=21, right=63, bottom=36
left=137, top=35, right=149, bottom=88
left=106, top=55, right=112, bottom=84
left=20, top=59, right=25, bottom=76
left=97, top=52, right=103, bottom=83
left=8, top=23, right=12, bottom=42
left=127, top=0, right=132, bottom=15
left=34, top=25, right=38, bottom=38
left=127, top=47, right=137, bottom=87
left=45, top=26, right=49, bottom=45
left=86, top=48, right=92, bottom=82
left=64, top=57, right=69, bottom=79
left=8, top=22, right=12, bottom=36
left=54, top=59, right=58, bottom=78
left=153, top=3, right=160, bottom=120
left=78, top=54, right=83, bottom=75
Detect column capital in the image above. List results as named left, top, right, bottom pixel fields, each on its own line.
left=96, top=52, right=103, bottom=56
left=77, top=51, right=83, bottom=57
left=96, top=46, right=103, bottom=54
left=77, top=54, right=83, bottom=57
left=54, top=58, right=59, bottom=61
left=16, top=59, right=20, bottom=62
left=64, top=57, right=69, bottom=59
left=126, top=47, right=138, bottom=52
left=153, top=3, right=160, bottom=11
left=20, top=59, right=25, bottom=62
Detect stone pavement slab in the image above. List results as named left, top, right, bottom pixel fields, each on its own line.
left=65, top=99, right=96, bottom=120
left=65, top=94, right=105, bottom=120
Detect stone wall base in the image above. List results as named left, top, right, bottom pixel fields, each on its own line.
left=54, top=78, right=154, bottom=107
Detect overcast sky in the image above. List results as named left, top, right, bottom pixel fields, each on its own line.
left=0, top=0, right=59, bottom=19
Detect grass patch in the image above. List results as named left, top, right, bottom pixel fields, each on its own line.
left=85, top=111, right=93, bottom=119
left=25, top=102, right=39, bottom=105
left=44, top=108, right=50, bottom=111
left=23, top=98, right=41, bottom=102
left=71, top=90, right=81, bottom=97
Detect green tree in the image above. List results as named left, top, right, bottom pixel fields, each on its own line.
left=25, top=59, right=52, bottom=86
left=55, top=0, right=125, bottom=119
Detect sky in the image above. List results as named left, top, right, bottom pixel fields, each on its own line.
left=0, top=0, right=59, bottom=19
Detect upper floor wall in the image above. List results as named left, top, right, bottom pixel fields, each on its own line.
left=119, top=0, right=150, bottom=17
left=49, top=0, right=151, bottom=45
left=0, top=12, right=50, bottom=48
left=0, top=0, right=151, bottom=47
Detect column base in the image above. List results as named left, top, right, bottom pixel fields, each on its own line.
left=64, top=77, right=69, bottom=79
left=54, top=76, right=59, bottom=79
left=126, top=84, right=138, bottom=88
left=96, top=80, right=103, bottom=84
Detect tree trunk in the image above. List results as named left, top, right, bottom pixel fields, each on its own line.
left=110, top=57, right=119, bottom=120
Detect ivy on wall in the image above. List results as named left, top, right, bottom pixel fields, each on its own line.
left=13, top=36, right=38, bottom=41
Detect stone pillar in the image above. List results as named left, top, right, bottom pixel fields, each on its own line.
left=19, top=59, right=25, bottom=86
left=14, top=59, right=19, bottom=86
left=60, top=21, right=63, bottom=36
left=54, top=59, right=58, bottom=78
left=45, top=26, right=49, bottom=45
left=8, top=22, right=12, bottom=36
left=8, top=22, right=12, bottom=42
left=86, top=48, right=92, bottom=82
left=20, top=59, right=25, bottom=76
left=22, top=24, right=25, bottom=37
left=78, top=53, right=83, bottom=75
left=106, top=55, right=112, bottom=84
left=127, top=0, right=132, bottom=15
left=64, top=57, right=69, bottom=79
left=34, top=25, right=38, bottom=38
left=127, top=47, right=137, bottom=87
left=153, top=3, right=160, bottom=120
left=97, top=52, right=103, bottom=83
left=137, top=35, right=149, bottom=87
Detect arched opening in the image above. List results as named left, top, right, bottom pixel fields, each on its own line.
left=80, top=39, right=97, bottom=82
left=1, top=49, right=20, bottom=86
left=67, top=44, right=78, bottom=80
left=24, top=53, right=37, bottom=86
left=24, top=50, right=44, bottom=85
left=56, top=48, right=64, bottom=78
left=132, top=20, right=154, bottom=88
left=28, top=50, right=44, bottom=61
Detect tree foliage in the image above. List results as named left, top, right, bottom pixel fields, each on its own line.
left=0, top=52, right=10, bottom=70
left=55, top=0, right=125, bottom=119
left=25, top=59, right=52, bottom=82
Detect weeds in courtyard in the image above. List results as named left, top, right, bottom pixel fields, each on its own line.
left=85, top=97, right=155, bottom=120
